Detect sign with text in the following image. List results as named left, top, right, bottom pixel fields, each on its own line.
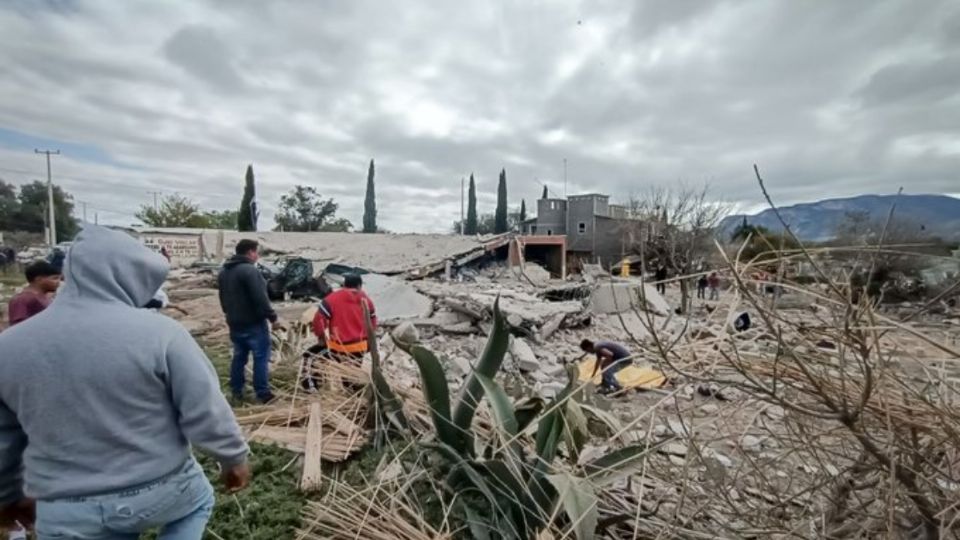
left=142, top=234, right=202, bottom=260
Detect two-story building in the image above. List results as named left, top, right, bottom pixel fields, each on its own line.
left=520, top=193, right=638, bottom=269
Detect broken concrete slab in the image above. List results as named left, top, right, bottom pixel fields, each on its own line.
left=588, top=281, right=670, bottom=316
left=357, top=273, right=433, bottom=322
left=509, top=336, right=540, bottom=372
left=391, top=322, right=420, bottom=345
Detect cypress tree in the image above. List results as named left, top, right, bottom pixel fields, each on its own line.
left=520, top=199, right=527, bottom=223
left=362, top=159, right=377, bottom=233
left=465, top=174, right=478, bottom=235
left=494, top=168, right=508, bottom=234
left=238, top=164, right=257, bottom=231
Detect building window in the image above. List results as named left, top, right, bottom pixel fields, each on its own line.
left=578, top=222, right=586, bottom=234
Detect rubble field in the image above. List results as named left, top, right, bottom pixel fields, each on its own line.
left=159, top=253, right=960, bottom=539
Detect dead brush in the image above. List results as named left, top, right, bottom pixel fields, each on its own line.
left=620, top=166, right=960, bottom=539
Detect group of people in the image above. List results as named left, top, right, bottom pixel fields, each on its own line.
left=0, top=227, right=382, bottom=539
left=1, top=226, right=249, bottom=539
left=653, top=264, right=723, bottom=302
left=217, top=239, right=378, bottom=402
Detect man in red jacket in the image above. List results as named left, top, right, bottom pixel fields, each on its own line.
left=312, top=274, right=377, bottom=362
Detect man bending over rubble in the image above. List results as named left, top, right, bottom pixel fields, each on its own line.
left=0, top=225, right=249, bottom=540
left=312, top=273, right=377, bottom=363
left=581, top=339, right=632, bottom=394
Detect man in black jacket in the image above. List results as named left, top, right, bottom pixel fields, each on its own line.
left=218, top=239, right=278, bottom=403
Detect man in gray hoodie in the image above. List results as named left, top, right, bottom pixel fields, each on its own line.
left=0, top=225, right=249, bottom=539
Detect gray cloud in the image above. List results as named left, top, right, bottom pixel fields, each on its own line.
left=162, top=25, right=245, bottom=91
left=0, top=0, right=957, bottom=233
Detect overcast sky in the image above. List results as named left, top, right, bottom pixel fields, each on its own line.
left=0, top=0, right=958, bottom=232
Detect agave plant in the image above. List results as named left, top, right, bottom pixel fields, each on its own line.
left=374, top=299, right=651, bottom=540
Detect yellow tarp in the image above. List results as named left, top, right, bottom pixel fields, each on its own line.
left=578, top=358, right=667, bottom=389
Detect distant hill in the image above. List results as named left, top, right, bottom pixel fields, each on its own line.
left=720, top=194, right=960, bottom=242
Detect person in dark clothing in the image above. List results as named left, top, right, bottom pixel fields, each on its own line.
left=7, top=261, right=60, bottom=326
left=697, top=275, right=708, bottom=299
left=580, top=339, right=632, bottom=393
left=654, top=265, right=668, bottom=295
left=218, top=240, right=279, bottom=403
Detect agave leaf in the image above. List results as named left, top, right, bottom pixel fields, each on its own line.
left=582, top=443, right=652, bottom=487
left=546, top=473, right=599, bottom=540
left=449, top=461, right=523, bottom=540
left=475, top=372, right=526, bottom=471
left=474, top=373, right=519, bottom=436
left=562, top=399, right=589, bottom=462
left=475, top=459, right=541, bottom=532
left=514, top=396, right=545, bottom=433
left=451, top=297, right=511, bottom=453
left=463, top=503, right=495, bottom=540
left=408, top=344, right=468, bottom=454
left=364, top=304, right=409, bottom=440
left=535, top=365, right=579, bottom=466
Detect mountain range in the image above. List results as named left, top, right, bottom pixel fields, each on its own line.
left=719, top=194, right=960, bottom=242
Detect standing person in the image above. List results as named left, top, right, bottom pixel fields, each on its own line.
left=0, top=225, right=249, bottom=540
left=6, top=261, right=60, bottom=327
left=312, top=274, right=377, bottom=363
left=708, top=271, right=721, bottom=301
left=696, top=274, right=708, bottom=300
left=654, top=264, right=668, bottom=295
left=219, top=240, right=279, bottom=404
left=580, top=339, right=632, bottom=394
left=2, top=263, right=58, bottom=540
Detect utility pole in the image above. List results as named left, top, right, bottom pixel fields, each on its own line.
left=148, top=191, right=162, bottom=211
left=563, top=158, right=567, bottom=198
left=460, top=177, right=465, bottom=235
left=35, top=149, right=60, bottom=246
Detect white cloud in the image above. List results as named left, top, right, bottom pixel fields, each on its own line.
left=0, top=0, right=957, bottom=233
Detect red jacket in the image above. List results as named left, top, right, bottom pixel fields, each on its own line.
left=312, top=288, right=377, bottom=353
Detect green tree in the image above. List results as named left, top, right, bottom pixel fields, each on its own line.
left=494, top=168, right=508, bottom=234
left=519, top=199, right=527, bottom=223
left=730, top=217, right=770, bottom=243
left=238, top=164, right=257, bottom=231
left=274, top=185, right=352, bottom=232
left=465, top=174, right=478, bottom=235
left=203, top=209, right=240, bottom=229
left=0, top=180, right=20, bottom=232
left=15, top=181, right=77, bottom=242
left=362, top=159, right=377, bottom=233
left=136, top=194, right=209, bottom=228
left=452, top=213, right=496, bottom=235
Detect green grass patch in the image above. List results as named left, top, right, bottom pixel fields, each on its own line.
left=143, top=443, right=303, bottom=540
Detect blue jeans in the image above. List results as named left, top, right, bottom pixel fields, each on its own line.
left=602, top=358, right=629, bottom=390
left=229, top=322, right=272, bottom=400
left=35, top=459, right=214, bottom=540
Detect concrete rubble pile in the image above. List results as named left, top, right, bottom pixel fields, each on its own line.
left=153, top=237, right=960, bottom=536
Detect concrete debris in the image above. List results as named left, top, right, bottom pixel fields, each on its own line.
left=660, top=442, right=688, bottom=457
left=511, top=262, right=551, bottom=287
left=130, top=227, right=506, bottom=275
left=509, top=336, right=540, bottom=373
left=391, top=322, right=420, bottom=346
left=588, top=281, right=670, bottom=316
left=740, top=435, right=763, bottom=452
left=356, top=273, right=433, bottom=323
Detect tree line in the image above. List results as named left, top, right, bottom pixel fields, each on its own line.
left=452, top=168, right=527, bottom=236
